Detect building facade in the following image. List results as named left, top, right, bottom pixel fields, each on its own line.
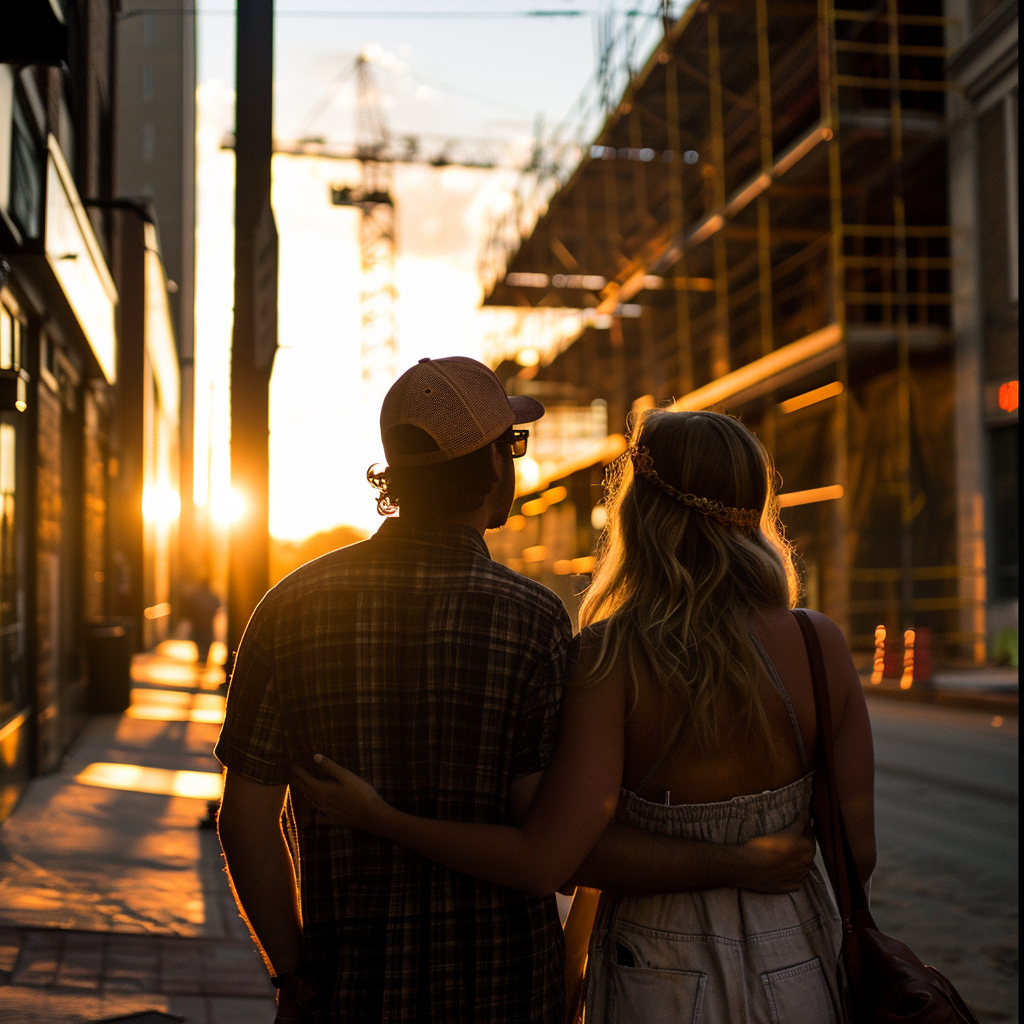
left=946, top=0, right=1018, bottom=666
left=116, top=0, right=196, bottom=591
left=0, top=0, right=181, bottom=820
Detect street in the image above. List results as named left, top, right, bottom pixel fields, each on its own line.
left=0, top=655, right=1017, bottom=1022
left=867, top=696, right=1018, bottom=1024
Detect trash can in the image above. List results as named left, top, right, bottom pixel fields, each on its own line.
left=86, top=618, right=135, bottom=713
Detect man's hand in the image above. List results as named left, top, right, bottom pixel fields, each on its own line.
left=291, top=755, right=386, bottom=831
left=275, top=971, right=320, bottom=1022
left=733, top=816, right=816, bottom=893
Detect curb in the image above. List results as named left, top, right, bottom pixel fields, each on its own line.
left=862, top=683, right=1018, bottom=716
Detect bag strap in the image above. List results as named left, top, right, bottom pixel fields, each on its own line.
left=792, top=610, right=874, bottom=929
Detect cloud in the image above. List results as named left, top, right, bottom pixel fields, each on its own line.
left=362, top=42, right=408, bottom=77
left=414, top=84, right=444, bottom=104
left=195, top=79, right=235, bottom=138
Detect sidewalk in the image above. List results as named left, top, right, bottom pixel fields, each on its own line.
left=0, top=643, right=276, bottom=1024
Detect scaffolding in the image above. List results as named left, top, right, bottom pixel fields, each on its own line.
left=481, top=0, right=977, bottom=662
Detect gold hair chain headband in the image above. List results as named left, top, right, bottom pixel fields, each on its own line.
left=629, top=446, right=761, bottom=530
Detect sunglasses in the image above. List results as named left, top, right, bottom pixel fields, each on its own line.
left=510, top=429, right=529, bottom=459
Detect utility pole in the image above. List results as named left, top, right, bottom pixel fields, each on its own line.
left=228, top=0, right=277, bottom=657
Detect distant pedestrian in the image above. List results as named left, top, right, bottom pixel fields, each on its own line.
left=183, top=576, right=219, bottom=665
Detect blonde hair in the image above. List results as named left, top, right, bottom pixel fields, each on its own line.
left=578, top=409, right=799, bottom=753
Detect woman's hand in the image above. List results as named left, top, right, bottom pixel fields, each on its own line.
left=291, top=755, right=386, bottom=830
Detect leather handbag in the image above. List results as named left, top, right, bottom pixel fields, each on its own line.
left=793, top=609, right=980, bottom=1024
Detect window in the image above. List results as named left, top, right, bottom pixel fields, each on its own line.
left=142, top=122, right=155, bottom=162
left=0, top=300, right=21, bottom=371
left=143, top=13, right=154, bottom=45
left=142, top=64, right=154, bottom=102
left=9, top=91, right=43, bottom=239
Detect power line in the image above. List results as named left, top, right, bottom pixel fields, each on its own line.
left=404, top=69, right=531, bottom=115
left=297, top=55, right=531, bottom=140
left=121, top=8, right=596, bottom=19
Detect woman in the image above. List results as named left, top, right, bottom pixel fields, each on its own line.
left=296, top=409, right=875, bottom=1022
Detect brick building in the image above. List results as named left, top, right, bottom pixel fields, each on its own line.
left=116, top=0, right=196, bottom=593
left=0, top=0, right=182, bottom=819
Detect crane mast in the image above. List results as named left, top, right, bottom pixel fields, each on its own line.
left=330, top=56, right=398, bottom=397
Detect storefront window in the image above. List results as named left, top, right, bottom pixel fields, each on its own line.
left=0, top=415, right=22, bottom=723
left=0, top=293, right=24, bottom=724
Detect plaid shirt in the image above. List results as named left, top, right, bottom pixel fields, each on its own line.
left=215, top=519, right=572, bottom=1023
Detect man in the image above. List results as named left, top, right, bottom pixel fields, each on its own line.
left=216, top=357, right=811, bottom=1023
left=183, top=574, right=220, bottom=667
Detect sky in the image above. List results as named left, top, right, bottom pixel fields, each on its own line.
left=192, top=1, right=609, bottom=539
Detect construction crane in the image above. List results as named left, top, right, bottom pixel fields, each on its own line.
left=330, top=56, right=398, bottom=397
left=217, top=55, right=527, bottom=394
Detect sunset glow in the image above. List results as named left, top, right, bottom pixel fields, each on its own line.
left=193, top=83, right=521, bottom=542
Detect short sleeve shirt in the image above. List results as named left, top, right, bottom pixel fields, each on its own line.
left=215, top=519, right=573, bottom=1023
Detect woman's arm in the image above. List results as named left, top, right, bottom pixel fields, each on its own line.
left=569, top=815, right=816, bottom=894
left=809, top=610, right=877, bottom=885
left=293, top=658, right=626, bottom=897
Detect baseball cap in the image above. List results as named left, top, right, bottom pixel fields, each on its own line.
left=381, top=356, right=545, bottom=468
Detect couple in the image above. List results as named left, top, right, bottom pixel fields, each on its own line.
left=216, top=356, right=875, bottom=1023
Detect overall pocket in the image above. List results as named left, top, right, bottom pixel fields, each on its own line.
left=761, top=957, right=837, bottom=1024
left=609, top=941, right=707, bottom=1024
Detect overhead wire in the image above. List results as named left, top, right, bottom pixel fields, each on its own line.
left=121, top=8, right=593, bottom=19
left=120, top=8, right=665, bottom=19
left=295, top=54, right=531, bottom=146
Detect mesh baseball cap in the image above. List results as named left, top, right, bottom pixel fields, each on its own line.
left=381, top=356, right=545, bottom=468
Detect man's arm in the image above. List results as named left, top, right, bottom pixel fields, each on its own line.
left=567, top=816, right=815, bottom=895
left=217, top=770, right=308, bottom=1017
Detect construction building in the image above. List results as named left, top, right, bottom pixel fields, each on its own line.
left=481, top=0, right=1018, bottom=668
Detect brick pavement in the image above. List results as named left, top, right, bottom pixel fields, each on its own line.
left=0, top=645, right=277, bottom=1024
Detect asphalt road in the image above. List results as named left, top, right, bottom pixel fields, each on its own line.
left=866, top=696, right=1018, bottom=1024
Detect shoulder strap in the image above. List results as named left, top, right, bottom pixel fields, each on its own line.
left=792, top=610, right=874, bottom=930
left=633, top=711, right=686, bottom=798
left=749, top=633, right=810, bottom=772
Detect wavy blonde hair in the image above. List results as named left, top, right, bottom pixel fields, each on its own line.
left=578, top=409, right=799, bottom=753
